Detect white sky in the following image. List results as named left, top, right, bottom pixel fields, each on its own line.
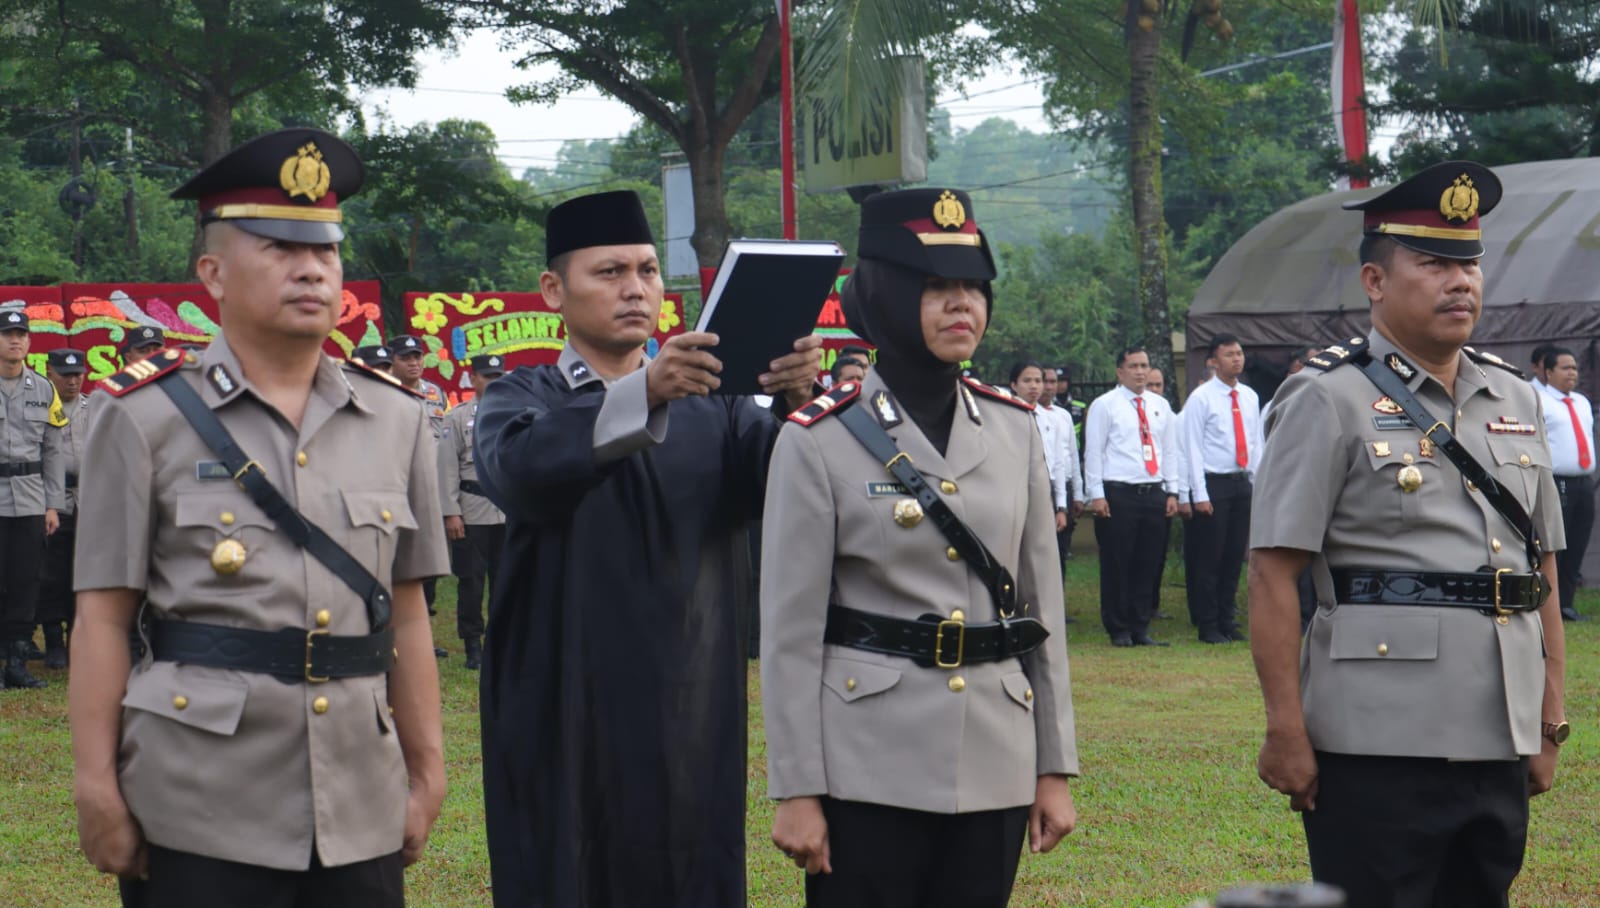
left=366, top=28, right=1054, bottom=169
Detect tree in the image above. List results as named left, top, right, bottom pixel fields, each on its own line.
left=0, top=0, right=455, bottom=167
left=457, top=0, right=786, bottom=268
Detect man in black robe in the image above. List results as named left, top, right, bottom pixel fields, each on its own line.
left=473, top=190, right=823, bottom=908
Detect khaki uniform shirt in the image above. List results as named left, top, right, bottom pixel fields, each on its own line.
left=413, top=377, right=449, bottom=438
left=0, top=369, right=66, bottom=516
left=439, top=400, right=505, bottom=525
left=74, top=335, right=450, bottom=870
left=58, top=394, right=93, bottom=515
left=1252, top=331, right=1562, bottom=760
left=761, top=373, right=1078, bottom=813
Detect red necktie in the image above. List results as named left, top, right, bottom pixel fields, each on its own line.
left=1564, top=397, right=1591, bottom=470
left=1231, top=389, right=1248, bottom=468
left=1134, top=396, right=1159, bottom=475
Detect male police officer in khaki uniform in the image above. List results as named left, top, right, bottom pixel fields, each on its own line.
left=386, top=333, right=449, bottom=641
left=1249, top=162, right=1568, bottom=907
left=35, top=348, right=93, bottom=668
left=68, top=128, right=449, bottom=907
left=0, top=311, right=65, bottom=691
left=439, top=353, right=506, bottom=670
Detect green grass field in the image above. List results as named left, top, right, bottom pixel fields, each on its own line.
left=3, top=554, right=1597, bottom=907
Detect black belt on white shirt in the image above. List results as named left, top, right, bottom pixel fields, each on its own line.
left=1330, top=569, right=1547, bottom=613
left=1103, top=480, right=1165, bottom=495
left=0, top=460, right=42, bottom=477
left=460, top=480, right=486, bottom=496
left=1205, top=470, right=1251, bottom=481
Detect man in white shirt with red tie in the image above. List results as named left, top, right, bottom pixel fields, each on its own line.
left=1182, top=333, right=1263, bottom=643
left=1085, top=346, right=1180, bottom=647
left=1540, top=346, right=1594, bottom=622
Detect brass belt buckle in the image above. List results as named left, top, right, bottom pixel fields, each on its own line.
left=232, top=459, right=266, bottom=491
left=934, top=617, right=965, bottom=669
left=1492, top=567, right=1514, bottom=617
left=305, top=628, right=331, bottom=683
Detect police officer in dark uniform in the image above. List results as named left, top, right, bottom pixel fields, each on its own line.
left=35, top=348, right=92, bottom=668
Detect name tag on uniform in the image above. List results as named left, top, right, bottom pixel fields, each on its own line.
left=865, top=481, right=911, bottom=498
left=1371, top=415, right=1412, bottom=431
left=1487, top=422, right=1536, bottom=436
left=195, top=460, right=232, bottom=481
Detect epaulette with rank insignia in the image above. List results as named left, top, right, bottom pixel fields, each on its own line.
left=342, top=360, right=427, bottom=399
left=1303, top=337, right=1368, bottom=372
left=1464, top=346, right=1527, bottom=380
left=961, top=376, right=1033, bottom=412
left=99, top=347, right=186, bottom=397
left=788, top=381, right=861, bottom=426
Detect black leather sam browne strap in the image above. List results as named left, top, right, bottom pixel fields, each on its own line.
left=1352, top=351, right=1544, bottom=573
left=156, top=374, right=394, bottom=631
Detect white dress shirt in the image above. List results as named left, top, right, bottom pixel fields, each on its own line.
left=1540, top=383, right=1596, bottom=476
left=1039, top=402, right=1084, bottom=502
left=1181, top=376, right=1265, bottom=503
left=1031, top=406, right=1069, bottom=509
left=1083, top=386, right=1182, bottom=500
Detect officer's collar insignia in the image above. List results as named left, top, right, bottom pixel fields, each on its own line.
left=1419, top=437, right=1435, bottom=458
left=570, top=361, right=591, bottom=381
left=207, top=364, right=238, bottom=397
left=1372, top=396, right=1404, bottom=415
left=872, top=390, right=902, bottom=428
left=280, top=142, right=332, bottom=203
left=959, top=382, right=982, bottom=424
left=1385, top=353, right=1416, bottom=381
left=932, top=190, right=967, bottom=230
left=1371, top=441, right=1391, bottom=458
left=1440, top=173, right=1479, bottom=223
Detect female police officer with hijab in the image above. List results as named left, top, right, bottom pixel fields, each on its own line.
left=760, top=188, right=1078, bottom=907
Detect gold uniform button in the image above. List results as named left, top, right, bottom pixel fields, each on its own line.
left=1519, top=454, right=1531, bottom=466
left=312, top=696, right=330, bottom=715
left=950, top=609, right=965, bottom=622
left=1467, top=480, right=1478, bottom=492
left=940, top=480, right=957, bottom=494
left=1491, top=539, right=1502, bottom=553
left=219, top=511, right=235, bottom=526
left=381, top=509, right=393, bottom=523
left=946, top=547, right=960, bottom=562
left=296, top=451, right=309, bottom=467
left=845, top=678, right=857, bottom=692
left=1025, top=688, right=1034, bottom=701
left=172, top=695, right=188, bottom=710
left=1496, top=615, right=1510, bottom=626
left=947, top=676, right=966, bottom=692
left=315, top=609, right=331, bottom=628
left=1377, top=643, right=1389, bottom=656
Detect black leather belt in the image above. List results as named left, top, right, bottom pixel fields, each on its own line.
left=65, top=471, right=78, bottom=488
left=1205, top=471, right=1251, bottom=481
left=1331, top=569, right=1547, bottom=612
left=1104, top=481, right=1165, bottom=495
left=0, top=460, right=42, bottom=477
left=1554, top=473, right=1594, bottom=485
left=824, top=604, right=1048, bottom=668
left=148, top=619, right=395, bottom=683
left=460, top=479, right=485, bottom=496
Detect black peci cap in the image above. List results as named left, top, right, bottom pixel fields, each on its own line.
left=120, top=325, right=164, bottom=353
left=469, top=354, right=506, bottom=376
left=171, top=128, right=363, bottom=245
left=1342, top=160, right=1502, bottom=260
left=857, top=188, right=996, bottom=281
left=47, top=348, right=86, bottom=374
left=545, top=190, right=655, bottom=263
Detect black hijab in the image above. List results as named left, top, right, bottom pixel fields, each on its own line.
left=840, top=258, right=990, bottom=455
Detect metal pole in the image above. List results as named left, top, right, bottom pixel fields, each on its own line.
left=778, top=0, right=797, bottom=239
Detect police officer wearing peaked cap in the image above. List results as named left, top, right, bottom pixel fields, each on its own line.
left=69, top=127, right=450, bottom=907
left=439, top=353, right=507, bottom=671
left=763, top=188, right=1078, bottom=906
left=1249, top=161, right=1569, bottom=907
left=33, top=348, right=93, bottom=669
left=385, top=332, right=448, bottom=635
left=120, top=326, right=166, bottom=367
left=0, top=311, right=66, bottom=690
left=352, top=344, right=394, bottom=372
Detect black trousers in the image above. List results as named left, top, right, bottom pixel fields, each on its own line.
left=1555, top=474, right=1595, bottom=613
left=1184, top=473, right=1252, bottom=633
left=119, top=844, right=404, bottom=908
left=806, top=798, right=1029, bottom=908
left=0, top=513, right=46, bottom=643
left=1095, top=482, right=1168, bottom=638
left=453, top=522, right=503, bottom=641
left=1303, top=752, right=1529, bottom=908
left=36, top=511, right=76, bottom=625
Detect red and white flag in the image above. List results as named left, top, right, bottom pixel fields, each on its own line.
left=1332, top=0, right=1370, bottom=189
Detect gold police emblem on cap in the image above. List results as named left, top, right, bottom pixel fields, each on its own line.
left=1440, top=173, right=1479, bottom=223
left=1396, top=464, right=1424, bottom=493
left=893, top=499, right=924, bottom=528
left=211, top=538, right=247, bottom=575
left=932, top=190, right=966, bottom=230
left=280, top=142, right=332, bottom=203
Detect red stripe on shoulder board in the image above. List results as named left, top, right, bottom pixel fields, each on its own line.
left=787, top=382, right=861, bottom=426
left=961, top=377, right=1032, bottom=411
left=99, top=347, right=186, bottom=397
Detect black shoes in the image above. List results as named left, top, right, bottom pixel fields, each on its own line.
left=19, top=639, right=45, bottom=661
left=434, top=646, right=448, bottom=658
left=1199, top=630, right=1229, bottom=644
left=2, top=642, right=48, bottom=689
left=464, top=637, right=483, bottom=671
left=1562, top=608, right=1588, bottom=622
left=1132, top=633, right=1169, bottom=647
left=1110, top=634, right=1134, bottom=647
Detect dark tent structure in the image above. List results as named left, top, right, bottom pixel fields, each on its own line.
left=1186, top=156, right=1600, bottom=580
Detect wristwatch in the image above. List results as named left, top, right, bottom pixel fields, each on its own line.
left=1542, top=720, right=1571, bottom=746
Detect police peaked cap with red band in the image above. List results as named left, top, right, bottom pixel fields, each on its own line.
left=545, top=190, right=655, bottom=262
left=171, top=128, right=363, bottom=245
left=856, top=188, right=995, bottom=281
left=1342, top=160, right=1502, bottom=260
